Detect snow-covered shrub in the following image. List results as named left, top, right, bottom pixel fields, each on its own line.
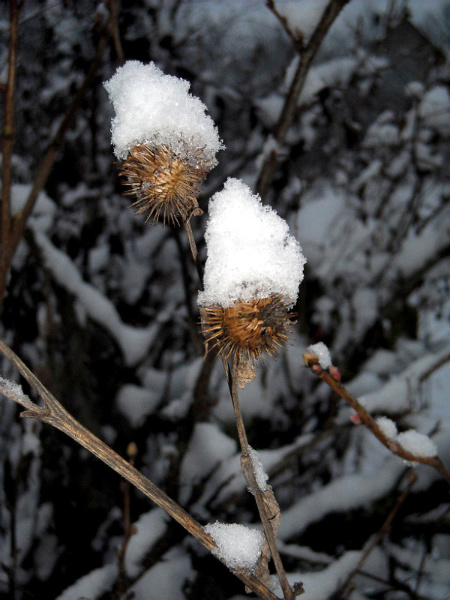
left=0, top=2, right=449, bottom=600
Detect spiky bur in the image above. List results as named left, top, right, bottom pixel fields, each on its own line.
left=201, top=294, right=294, bottom=364
left=119, top=144, right=210, bottom=226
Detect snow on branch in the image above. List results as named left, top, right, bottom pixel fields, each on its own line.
left=303, top=347, right=450, bottom=484
left=33, top=230, right=157, bottom=367
left=204, top=522, right=264, bottom=572
left=307, top=341, right=332, bottom=369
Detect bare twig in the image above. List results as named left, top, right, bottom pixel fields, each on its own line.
left=303, top=353, right=450, bottom=485
left=257, top=0, right=350, bottom=200
left=335, top=469, right=418, bottom=599
left=106, top=0, right=125, bottom=65
left=184, top=219, right=204, bottom=288
left=266, top=0, right=304, bottom=53
left=112, top=442, right=138, bottom=600
left=0, top=339, right=279, bottom=600
left=0, top=0, right=21, bottom=313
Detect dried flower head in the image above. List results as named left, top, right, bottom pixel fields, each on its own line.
left=120, top=144, right=211, bottom=225
left=201, top=294, right=294, bottom=364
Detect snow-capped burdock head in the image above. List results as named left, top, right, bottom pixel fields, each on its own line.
left=103, top=61, right=224, bottom=225
left=198, top=178, right=306, bottom=364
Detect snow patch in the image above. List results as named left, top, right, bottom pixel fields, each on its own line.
left=125, top=509, right=169, bottom=578
left=104, top=60, right=223, bottom=162
left=116, top=384, right=160, bottom=427
left=307, top=342, right=332, bottom=369
left=248, top=445, right=269, bottom=492
left=395, top=429, right=438, bottom=458
left=198, top=178, right=306, bottom=308
left=55, top=564, right=117, bottom=600
left=204, top=522, right=264, bottom=572
left=376, top=416, right=398, bottom=439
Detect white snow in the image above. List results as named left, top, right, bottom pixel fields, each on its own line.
left=198, top=178, right=306, bottom=308
left=307, top=342, right=332, bottom=369
left=275, top=0, right=329, bottom=43
left=286, top=547, right=388, bottom=600
left=179, top=422, right=237, bottom=503
left=33, top=231, right=157, bottom=367
left=125, top=508, right=169, bottom=578
left=128, top=549, right=193, bottom=600
left=375, top=416, right=398, bottom=439
left=278, top=456, right=404, bottom=539
left=358, top=338, right=450, bottom=416
left=11, top=183, right=56, bottom=233
left=419, top=85, right=450, bottom=136
left=0, top=376, right=29, bottom=403
left=192, top=433, right=316, bottom=514
left=375, top=416, right=438, bottom=458
left=104, top=60, right=223, bottom=163
left=395, top=429, right=438, bottom=458
left=204, top=522, right=264, bottom=572
left=359, top=376, right=410, bottom=414
left=55, top=564, right=117, bottom=600
left=115, top=384, right=160, bottom=427
left=247, top=445, right=269, bottom=492
left=363, top=111, right=400, bottom=148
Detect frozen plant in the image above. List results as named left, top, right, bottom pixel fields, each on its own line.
left=199, top=178, right=306, bottom=365
left=2, top=2, right=450, bottom=600
left=104, top=60, right=224, bottom=225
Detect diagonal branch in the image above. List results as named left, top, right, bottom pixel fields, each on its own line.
left=303, top=352, right=450, bottom=485
left=0, top=338, right=279, bottom=600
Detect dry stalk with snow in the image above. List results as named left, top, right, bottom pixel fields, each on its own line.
left=304, top=344, right=450, bottom=485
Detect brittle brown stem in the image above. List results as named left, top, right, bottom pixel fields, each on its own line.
left=227, top=356, right=294, bottom=600
left=0, top=339, right=279, bottom=600
left=0, top=0, right=21, bottom=314
left=335, top=469, right=417, bottom=599
left=304, top=354, right=450, bottom=486
left=184, top=219, right=204, bottom=288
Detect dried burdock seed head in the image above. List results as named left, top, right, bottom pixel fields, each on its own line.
left=201, top=294, right=294, bottom=364
left=120, top=144, right=210, bottom=226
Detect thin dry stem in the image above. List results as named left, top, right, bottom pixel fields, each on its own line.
left=184, top=219, right=204, bottom=287
left=0, top=339, right=279, bottom=600
left=0, top=0, right=21, bottom=313
left=335, top=469, right=418, bottom=599
left=266, top=0, right=304, bottom=52
left=304, top=353, right=450, bottom=485
left=107, top=0, right=125, bottom=65
left=226, top=356, right=299, bottom=599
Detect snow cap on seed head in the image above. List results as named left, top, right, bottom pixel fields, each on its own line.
left=103, top=60, right=224, bottom=165
left=198, top=178, right=306, bottom=309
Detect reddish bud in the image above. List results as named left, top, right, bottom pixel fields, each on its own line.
left=329, top=365, right=341, bottom=381
left=350, top=413, right=362, bottom=425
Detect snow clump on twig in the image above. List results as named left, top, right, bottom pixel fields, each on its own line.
left=307, top=341, right=332, bottom=369
left=204, top=522, right=264, bottom=572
